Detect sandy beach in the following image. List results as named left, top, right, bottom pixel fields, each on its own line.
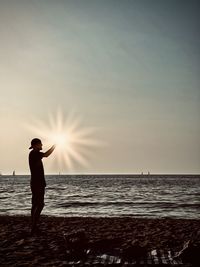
left=0, top=215, right=199, bottom=266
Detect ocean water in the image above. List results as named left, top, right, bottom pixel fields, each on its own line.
left=0, top=175, right=199, bottom=219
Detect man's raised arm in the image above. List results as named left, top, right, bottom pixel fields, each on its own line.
left=43, top=145, right=56, bottom=157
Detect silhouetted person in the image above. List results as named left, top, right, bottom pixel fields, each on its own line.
left=29, top=138, right=55, bottom=234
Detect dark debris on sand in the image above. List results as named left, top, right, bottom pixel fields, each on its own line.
left=0, top=215, right=199, bottom=266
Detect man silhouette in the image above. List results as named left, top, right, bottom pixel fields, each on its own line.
left=29, top=138, right=55, bottom=234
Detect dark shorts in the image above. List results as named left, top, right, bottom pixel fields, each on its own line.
left=31, top=186, right=45, bottom=207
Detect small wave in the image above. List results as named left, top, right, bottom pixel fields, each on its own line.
left=55, top=201, right=200, bottom=210
left=57, top=201, right=135, bottom=208
left=0, top=196, right=9, bottom=200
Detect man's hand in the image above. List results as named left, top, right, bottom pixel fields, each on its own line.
left=43, top=145, right=56, bottom=157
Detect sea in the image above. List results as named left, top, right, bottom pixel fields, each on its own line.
left=0, top=174, right=199, bottom=219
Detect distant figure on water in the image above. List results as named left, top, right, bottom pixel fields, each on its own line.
left=29, top=138, right=55, bottom=234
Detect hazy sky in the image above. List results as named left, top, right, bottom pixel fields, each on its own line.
left=0, top=0, right=199, bottom=174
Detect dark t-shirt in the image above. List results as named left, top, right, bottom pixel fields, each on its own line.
left=29, top=150, right=46, bottom=188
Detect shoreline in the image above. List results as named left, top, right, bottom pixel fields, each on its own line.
left=0, top=215, right=199, bottom=266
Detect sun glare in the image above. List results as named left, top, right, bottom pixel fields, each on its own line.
left=26, top=110, right=103, bottom=171
left=50, top=132, right=70, bottom=147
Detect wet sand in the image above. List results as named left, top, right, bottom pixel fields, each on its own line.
left=0, top=215, right=199, bottom=266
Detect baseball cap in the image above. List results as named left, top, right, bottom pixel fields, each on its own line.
left=29, top=138, right=42, bottom=149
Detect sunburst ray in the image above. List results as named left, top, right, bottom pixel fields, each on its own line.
left=25, top=110, right=102, bottom=171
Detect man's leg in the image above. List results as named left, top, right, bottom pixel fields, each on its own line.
left=31, top=187, right=45, bottom=234
left=31, top=203, right=44, bottom=233
left=31, top=188, right=37, bottom=224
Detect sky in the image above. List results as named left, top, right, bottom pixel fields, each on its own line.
left=0, top=0, right=199, bottom=174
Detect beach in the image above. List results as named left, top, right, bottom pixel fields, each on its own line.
left=0, top=215, right=199, bottom=266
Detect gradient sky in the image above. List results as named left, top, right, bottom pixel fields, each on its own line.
left=0, top=0, right=199, bottom=174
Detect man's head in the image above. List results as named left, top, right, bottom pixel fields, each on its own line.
left=29, top=138, right=42, bottom=151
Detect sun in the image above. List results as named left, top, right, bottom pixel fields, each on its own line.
left=50, top=132, right=70, bottom=147
left=26, top=110, right=102, bottom=171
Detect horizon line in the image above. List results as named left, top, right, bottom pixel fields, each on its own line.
left=1, top=173, right=200, bottom=176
